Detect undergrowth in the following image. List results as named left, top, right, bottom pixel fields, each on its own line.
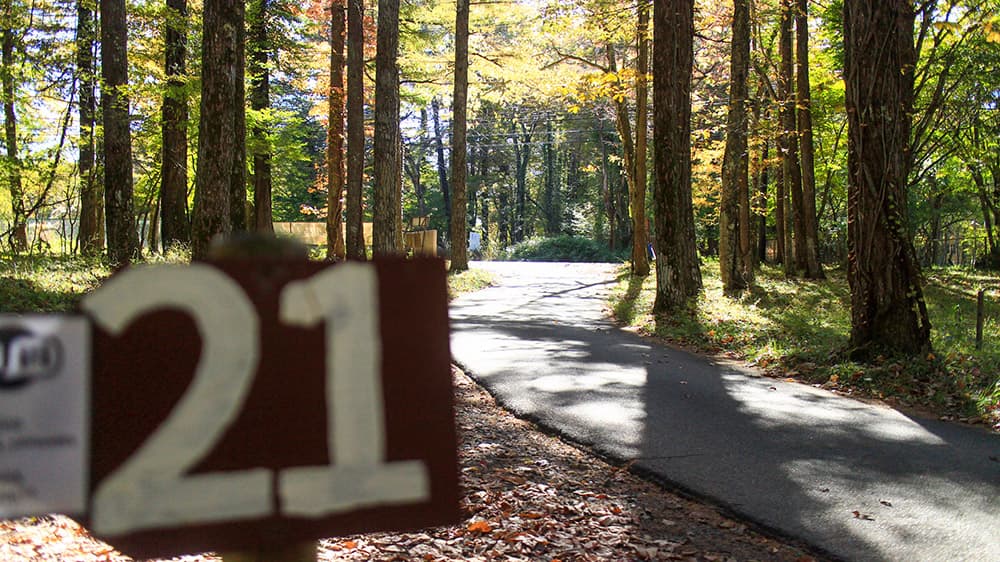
left=611, top=258, right=1000, bottom=429
left=502, top=235, right=625, bottom=263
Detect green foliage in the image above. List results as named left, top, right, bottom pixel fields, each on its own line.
left=502, top=235, right=623, bottom=263
left=447, top=267, right=494, bottom=301
left=611, top=259, right=1000, bottom=428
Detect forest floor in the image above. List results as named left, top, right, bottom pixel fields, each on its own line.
left=0, top=367, right=822, bottom=562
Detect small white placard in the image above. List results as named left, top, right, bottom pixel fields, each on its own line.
left=0, top=315, right=89, bottom=518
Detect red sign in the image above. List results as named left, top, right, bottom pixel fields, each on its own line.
left=80, top=258, right=459, bottom=558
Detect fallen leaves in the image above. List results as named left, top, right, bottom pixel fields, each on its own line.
left=852, top=511, right=875, bottom=521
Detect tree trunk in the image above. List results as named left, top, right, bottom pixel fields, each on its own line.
left=161, top=0, right=189, bottom=251
left=757, top=140, right=769, bottom=264
left=719, top=0, right=751, bottom=293
left=230, top=0, right=247, bottom=233
left=449, top=0, right=470, bottom=271
left=326, top=0, right=347, bottom=258
left=512, top=119, right=531, bottom=244
left=779, top=0, right=803, bottom=276
left=631, top=1, right=651, bottom=276
left=431, top=96, right=451, bottom=240
left=795, top=0, right=825, bottom=279
left=652, top=0, right=701, bottom=312
left=544, top=120, right=559, bottom=236
left=77, top=0, right=103, bottom=255
left=100, top=0, right=140, bottom=265
left=2, top=1, right=25, bottom=252
left=844, top=0, right=930, bottom=355
left=248, top=0, right=274, bottom=235
left=345, top=0, right=366, bottom=260
left=372, top=0, right=401, bottom=256
left=192, top=0, right=243, bottom=259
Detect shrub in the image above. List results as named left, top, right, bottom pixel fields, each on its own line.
left=502, top=236, right=624, bottom=263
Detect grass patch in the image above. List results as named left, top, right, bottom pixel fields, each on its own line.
left=611, top=258, right=1000, bottom=429
left=447, top=267, right=495, bottom=301
left=0, top=255, right=111, bottom=313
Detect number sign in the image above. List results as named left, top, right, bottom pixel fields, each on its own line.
left=81, top=258, right=458, bottom=559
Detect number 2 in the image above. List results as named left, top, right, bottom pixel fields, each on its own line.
left=83, top=262, right=429, bottom=536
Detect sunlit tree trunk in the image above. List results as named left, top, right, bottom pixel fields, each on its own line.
left=652, top=0, right=702, bottom=312
left=844, top=0, right=930, bottom=355
left=372, top=0, right=401, bottom=256
left=345, top=0, right=366, bottom=260
left=161, top=0, right=189, bottom=251
left=77, top=0, right=103, bottom=255
left=326, top=0, right=346, bottom=258
left=431, top=96, right=451, bottom=240
left=192, top=0, right=243, bottom=259
left=1, top=0, right=25, bottom=252
left=449, top=0, right=470, bottom=271
left=719, top=0, right=751, bottom=294
left=795, top=0, right=825, bottom=279
left=631, top=1, right=651, bottom=277
left=101, top=0, right=140, bottom=264
left=779, top=0, right=803, bottom=276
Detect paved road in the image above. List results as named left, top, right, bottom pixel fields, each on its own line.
left=450, top=261, right=1000, bottom=562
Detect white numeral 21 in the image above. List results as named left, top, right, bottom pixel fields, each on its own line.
left=82, top=262, right=429, bottom=536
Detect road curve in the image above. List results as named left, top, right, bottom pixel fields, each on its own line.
left=449, top=261, right=1000, bottom=562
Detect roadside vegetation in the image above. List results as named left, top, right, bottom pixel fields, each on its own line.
left=501, top=235, right=625, bottom=263
left=611, top=260, right=1000, bottom=430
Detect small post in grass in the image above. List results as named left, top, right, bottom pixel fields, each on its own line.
left=976, top=288, right=985, bottom=350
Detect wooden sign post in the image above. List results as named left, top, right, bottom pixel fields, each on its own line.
left=0, top=243, right=460, bottom=560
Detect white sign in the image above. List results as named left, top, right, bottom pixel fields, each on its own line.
left=0, top=316, right=89, bottom=518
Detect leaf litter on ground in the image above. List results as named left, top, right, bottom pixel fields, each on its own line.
left=1, top=368, right=821, bottom=562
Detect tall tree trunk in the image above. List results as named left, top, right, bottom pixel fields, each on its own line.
left=161, top=0, right=189, bottom=251
left=779, top=0, right=803, bottom=276
left=77, top=0, right=103, bottom=255
left=249, top=0, right=274, bottom=235
left=2, top=0, right=25, bottom=252
left=544, top=120, right=559, bottom=235
left=431, top=96, right=451, bottom=240
left=191, top=0, right=242, bottom=259
left=844, top=0, right=930, bottom=355
left=230, top=0, right=247, bottom=233
left=631, top=1, right=651, bottom=276
left=795, top=0, right=825, bottom=279
left=757, top=140, right=769, bottom=264
left=719, top=0, right=751, bottom=294
left=652, top=0, right=702, bottom=312
left=101, top=0, right=140, bottom=264
left=449, top=0, right=470, bottom=270
left=372, top=0, right=401, bottom=256
left=345, top=0, right=366, bottom=260
left=512, top=120, right=531, bottom=244
left=326, top=0, right=347, bottom=258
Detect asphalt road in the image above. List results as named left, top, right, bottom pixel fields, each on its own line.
left=449, top=261, right=1000, bottom=562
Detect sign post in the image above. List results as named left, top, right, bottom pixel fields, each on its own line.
left=0, top=235, right=459, bottom=560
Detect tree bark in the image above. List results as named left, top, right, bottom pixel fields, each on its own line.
left=372, top=0, right=401, bottom=256
left=844, top=0, right=930, bottom=355
left=795, top=0, right=825, bottom=278
left=431, top=96, right=451, bottom=239
left=779, top=0, right=803, bottom=276
left=631, top=1, right=651, bottom=276
left=326, top=0, right=347, bottom=258
left=719, top=0, right=751, bottom=293
left=543, top=120, right=559, bottom=236
left=100, top=0, right=140, bottom=265
left=161, top=0, right=189, bottom=251
left=652, top=0, right=702, bottom=312
left=230, top=0, right=248, bottom=233
left=345, top=0, right=366, bottom=260
left=192, top=0, right=242, bottom=259
left=449, top=0, right=470, bottom=271
left=2, top=0, right=25, bottom=252
left=248, top=0, right=274, bottom=235
left=77, top=0, right=103, bottom=255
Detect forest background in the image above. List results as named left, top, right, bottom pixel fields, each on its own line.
left=1, top=0, right=1000, bottom=424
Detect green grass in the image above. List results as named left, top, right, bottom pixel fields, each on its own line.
left=0, top=255, right=111, bottom=313
left=447, top=267, right=494, bottom=300
left=612, top=259, right=1000, bottom=429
